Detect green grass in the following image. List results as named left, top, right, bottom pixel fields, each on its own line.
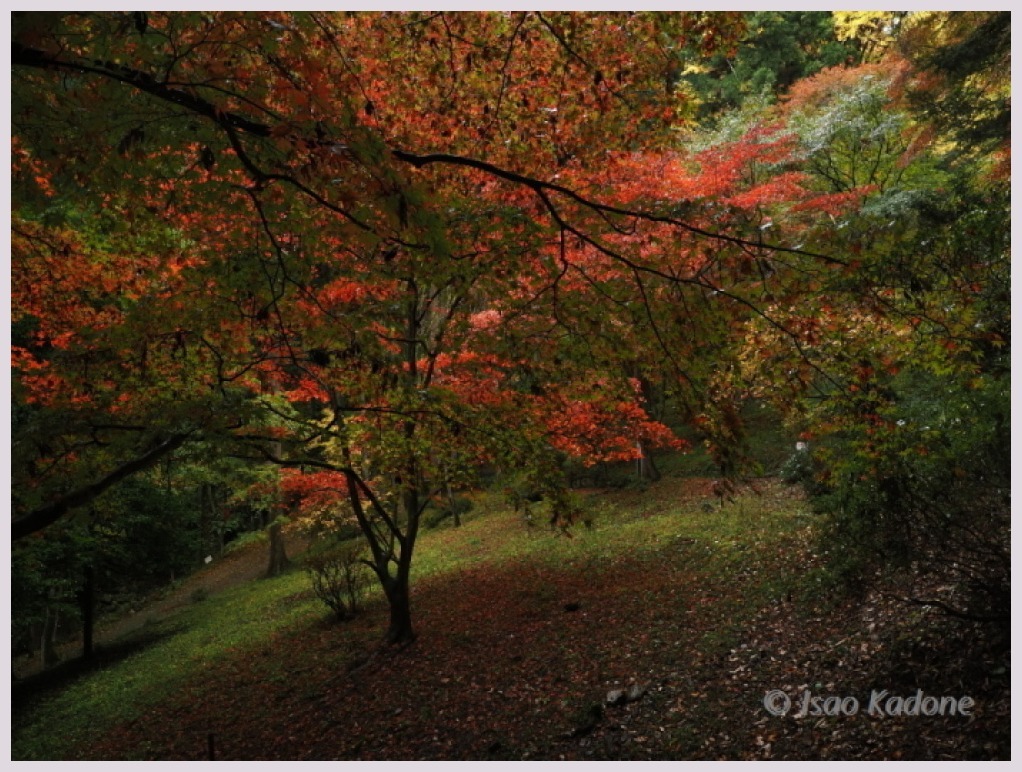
left=13, top=477, right=817, bottom=760
left=12, top=567, right=321, bottom=760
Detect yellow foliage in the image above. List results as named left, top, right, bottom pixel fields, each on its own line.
left=831, top=11, right=899, bottom=61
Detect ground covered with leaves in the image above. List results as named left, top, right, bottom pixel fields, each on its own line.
left=12, top=478, right=1010, bottom=760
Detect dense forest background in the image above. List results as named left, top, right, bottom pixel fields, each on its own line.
left=9, top=11, right=1010, bottom=760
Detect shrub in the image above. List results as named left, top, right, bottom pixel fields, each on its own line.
left=303, top=542, right=373, bottom=621
left=809, top=369, right=1009, bottom=622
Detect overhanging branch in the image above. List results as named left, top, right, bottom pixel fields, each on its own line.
left=12, top=40, right=847, bottom=268
left=12, top=431, right=193, bottom=540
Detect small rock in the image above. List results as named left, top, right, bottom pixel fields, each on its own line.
left=627, top=683, right=647, bottom=702
left=606, top=688, right=628, bottom=706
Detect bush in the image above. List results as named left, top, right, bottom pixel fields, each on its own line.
left=809, top=370, right=1009, bottom=622
left=303, top=542, right=373, bottom=621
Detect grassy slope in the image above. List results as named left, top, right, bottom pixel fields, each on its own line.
left=11, top=477, right=1009, bottom=760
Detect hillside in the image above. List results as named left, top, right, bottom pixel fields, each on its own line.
left=11, top=477, right=1009, bottom=760
left=11, top=529, right=312, bottom=682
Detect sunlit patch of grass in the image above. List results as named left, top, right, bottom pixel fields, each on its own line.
left=12, top=566, right=320, bottom=760
left=413, top=479, right=812, bottom=590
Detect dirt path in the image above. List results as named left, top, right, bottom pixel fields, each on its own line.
left=13, top=530, right=310, bottom=680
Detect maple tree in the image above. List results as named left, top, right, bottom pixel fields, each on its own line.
left=11, top=11, right=766, bottom=643
left=10, top=11, right=1007, bottom=642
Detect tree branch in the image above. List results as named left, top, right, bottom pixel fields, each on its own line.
left=13, top=41, right=847, bottom=268
left=391, top=149, right=848, bottom=267
left=12, top=432, right=193, bottom=540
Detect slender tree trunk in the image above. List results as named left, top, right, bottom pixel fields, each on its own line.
left=634, top=374, right=664, bottom=483
left=40, top=607, right=60, bottom=669
left=265, top=519, right=290, bottom=578
left=265, top=439, right=290, bottom=578
left=376, top=287, right=423, bottom=645
left=382, top=538, right=417, bottom=645
left=218, top=514, right=225, bottom=558
left=444, top=478, right=461, bottom=528
left=638, top=441, right=662, bottom=482
left=383, top=459, right=421, bottom=644
left=199, top=482, right=215, bottom=561
left=80, top=565, right=95, bottom=660
left=647, top=451, right=662, bottom=481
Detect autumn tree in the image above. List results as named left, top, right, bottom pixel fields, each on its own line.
left=679, top=11, right=857, bottom=118
left=12, top=11, right=768, bottom=643
left=831, top=11, right=906, bottom=63
left=724, top=33, right=1009, bottom=622
left=896, top=11, right=1010, bottom=168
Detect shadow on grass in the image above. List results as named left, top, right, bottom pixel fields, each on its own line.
left=11, top=624, right=186, bottom=713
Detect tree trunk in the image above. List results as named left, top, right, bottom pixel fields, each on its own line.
left=265, top=438, right=290, bottom=578
left=636, top=440, right=662, bottom=482
left=383, top=575, right=415, bottom=644
left=382, top=473, right=420, bottom=645
left=445, top=479, right=461, bottom=527
left=40, top=607, right=60, bottom=669
left=79, top=565, right=95, bottom=660
left=199, top=482, right=216, bottom=561
left=265, top=519, right=290, bottom=578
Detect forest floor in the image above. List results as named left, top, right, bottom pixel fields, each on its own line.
left=11, top=477, right=1010, bottom=761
